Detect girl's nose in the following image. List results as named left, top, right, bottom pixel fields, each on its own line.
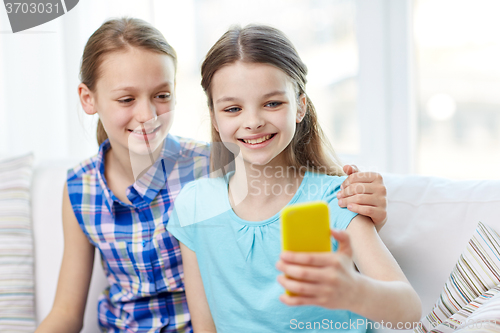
left=135, top=100, right=157, bottom=123
left=244, top=110, right=264, bottom=130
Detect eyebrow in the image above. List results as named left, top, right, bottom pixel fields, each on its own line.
left=215, top=90, right=286, bottom=104
left=111, top=81, right=173, bottom=92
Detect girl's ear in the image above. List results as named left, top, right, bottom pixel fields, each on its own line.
left=296, top=93, right=307, bottom=123
left=78, top=83, right=97, bottom=115
left=173, top=81, right=177, bottom=106
left=210, top=110, right=219, bottom=132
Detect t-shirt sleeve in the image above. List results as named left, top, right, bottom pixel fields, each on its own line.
left=322, top=176, right=358, bottom=250
left=166, top=182, right=197, bottom=252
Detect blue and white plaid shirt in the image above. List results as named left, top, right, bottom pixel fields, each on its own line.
left=67, top=134, right=210, bottom=332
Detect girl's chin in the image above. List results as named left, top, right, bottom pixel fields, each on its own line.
left=128, top=146, right=159, bottom=157
left=240, top=155, right=275, bottom=167
left=238, top=152, right=287, bottom=169
left=127, top=132, right=167, bottom=157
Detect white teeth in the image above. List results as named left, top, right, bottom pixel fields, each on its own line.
left=132, top=128, right=156, bottom=134
left=242, top=134, right=272, bottom=144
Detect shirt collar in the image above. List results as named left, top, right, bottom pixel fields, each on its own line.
left=96, top=135, right=183, bottom=213
left=95, top=139, right=117, bottom=214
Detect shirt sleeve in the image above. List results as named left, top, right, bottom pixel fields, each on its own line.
left=166, top=182, right=197, bottom=252
left=322, top=176, right=358, bottom=251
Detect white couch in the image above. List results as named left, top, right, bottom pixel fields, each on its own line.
left=31, top=162, right=500, bottom=332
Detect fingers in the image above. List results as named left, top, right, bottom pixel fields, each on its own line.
left=338, top=173, right=387, bottom=200
left=338, top=193, right=386, bottom=209
left=276, top=259, right=331, bottom=282
left=338, top=183, right=379, bottom=199
left=342, top=164, right=359, bottom=175
left=340, top=171, right=384, bottom=190
left=279, top=251, right=335, bottom=267
left=330, top=229, right=353, bottom=257
left=337, top=172, right=388, bottom=227
left=276, top=255, right=345, bottom=306
left=276, top=237, right=357, bottom=309
left=276, top=275, right=323, bottom=296
left=277, top=233, right=353, bottom=280
left=344, top=204, right=387, bottom=226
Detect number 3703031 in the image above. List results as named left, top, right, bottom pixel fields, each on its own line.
left=5, top=2, right=60, bottom=14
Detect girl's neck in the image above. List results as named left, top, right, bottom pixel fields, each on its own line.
left=105, top=146, right=134, bottom=185
left=228, top=154, right=304, bottom=221
left=129, top=145, right=163, bottom=181
left=105, top=140, right=163, bottom=189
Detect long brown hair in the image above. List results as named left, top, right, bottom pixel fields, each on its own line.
left=201, top=25, right=344, bottom=176
left=79, top=17, right=177, bottom=146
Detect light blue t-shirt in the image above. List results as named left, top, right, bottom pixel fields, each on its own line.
left=167, top=171, right=368, bottom=332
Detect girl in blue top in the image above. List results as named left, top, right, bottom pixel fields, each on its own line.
left=167, top=25, right=421, bottom=332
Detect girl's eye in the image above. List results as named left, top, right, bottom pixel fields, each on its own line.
left=118, top=98, right=134, bottom=104
left=156, top=92, right=171, bottom=100
left=224, top=107, right=241, bottom=113
left=265, top=101, right=283, bottom=108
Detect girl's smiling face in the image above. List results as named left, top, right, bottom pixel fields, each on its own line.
left=81, top=47, right=176, bottom=156
left=211, top=61, right=306, bottom=167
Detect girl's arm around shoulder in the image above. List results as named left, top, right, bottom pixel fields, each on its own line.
left=35, top=182, right=95, bottom=333
left=276, top=215, right=421, bottom=327
left=180, top=243, right=217, bottom=333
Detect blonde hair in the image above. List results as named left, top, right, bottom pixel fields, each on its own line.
left=79, top=17, right=177, bottom=146
left=201, top=25, right=344, bottom=176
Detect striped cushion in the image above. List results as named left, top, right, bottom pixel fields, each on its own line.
left=415, top=222, right=500, bottom=333
left=0, top=154, right=35, bottom=332
left=454, top=290, right=500, bottom=332
left=426, top=285, right=500, bottom=332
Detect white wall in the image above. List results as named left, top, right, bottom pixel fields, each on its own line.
left=1, top=9, right=71, bottom=160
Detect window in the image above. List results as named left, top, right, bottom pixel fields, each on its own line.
left=415, top=0, right=500, bottom=179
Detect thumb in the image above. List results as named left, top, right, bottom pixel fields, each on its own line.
left=343, top=164, right=359, bottom=175
left=330, top=229, right=353, bottom=258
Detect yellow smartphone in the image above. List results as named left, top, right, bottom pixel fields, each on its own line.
left=280, top=201, right=332, bottom=295
left=281, top=200, right=332, bottom=252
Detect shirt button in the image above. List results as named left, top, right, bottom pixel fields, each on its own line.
left=142, top=241, right=146, bottom=247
